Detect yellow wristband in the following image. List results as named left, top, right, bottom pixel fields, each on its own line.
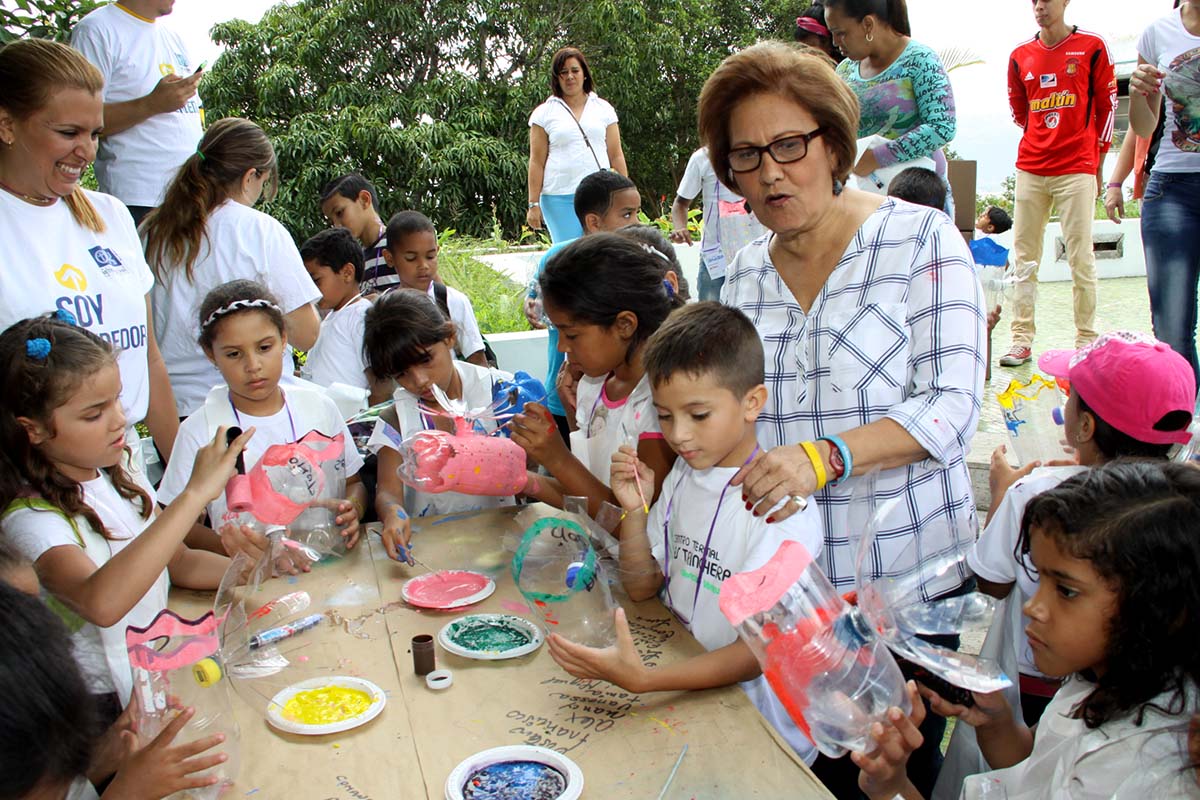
left=349, top=495, right=365, bottom=520
left=799, top=440, right=827, bottom=492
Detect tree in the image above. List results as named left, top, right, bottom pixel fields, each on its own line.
left=0, top=0, right=100, bottom=43
left=201, top=0, right=794, bottom=241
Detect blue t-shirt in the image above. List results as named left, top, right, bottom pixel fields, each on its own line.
left=536, top=239, right=574, bottom=417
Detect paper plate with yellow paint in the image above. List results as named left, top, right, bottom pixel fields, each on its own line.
left=266, top=676, right=386, bottom=736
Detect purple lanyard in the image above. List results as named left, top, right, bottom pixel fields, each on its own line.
left=228, top=390, right=298, bottom=442
left=661, top=446, right=759, bottom=626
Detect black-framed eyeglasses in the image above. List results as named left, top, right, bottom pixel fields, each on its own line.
left=727, top=129, right=826, bottom=174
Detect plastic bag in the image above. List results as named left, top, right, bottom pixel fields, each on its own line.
left=126, top=609, right=240, bottom=800
left=996, top=375, right=1071, bottom=467
left=511, top=501, right=618, bottom=648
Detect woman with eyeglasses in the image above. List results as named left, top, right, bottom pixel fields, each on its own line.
left=143, top=117, right=321, bottom=418
left=526, top=46, right=629, bottom=243
left=699, top=42, right=983, bottom=798
left=823, top=0, right=956, bottom=205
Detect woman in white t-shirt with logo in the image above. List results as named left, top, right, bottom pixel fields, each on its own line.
left=143, top=117, right=321, bottom=417
left=526, top=46, right=629, bottom=243
left=0, top=39, right=180, bottom=462
left=1130, top=0, right=1200, bottom=387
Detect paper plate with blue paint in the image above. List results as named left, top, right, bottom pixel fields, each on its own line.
left=438, top=613, right=543, bottom=661
left=445, top=745, right=583, bottom=800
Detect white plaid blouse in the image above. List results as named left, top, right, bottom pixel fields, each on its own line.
left=722, top=198, right=985, bottom=597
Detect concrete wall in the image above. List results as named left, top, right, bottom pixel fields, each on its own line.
left=985, top=217, right=1145, bottom=282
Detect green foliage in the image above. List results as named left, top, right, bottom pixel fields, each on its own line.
left=436, top=231, right=527, bottom=334
left=201, top=0, right=795, bottom=243
left=0, top=0, right=100, bottom=42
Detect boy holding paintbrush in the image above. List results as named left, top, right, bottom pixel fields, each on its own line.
left=546, top=302, right=823, bottom=764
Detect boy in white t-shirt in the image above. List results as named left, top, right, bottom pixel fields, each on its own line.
left=299, top=227, right=372, bottom=394
left=547, top=302, right=823, bottom=764
left=382, top=210, right=489, bottom=367
left=969, top=331, right=1194, bottom=724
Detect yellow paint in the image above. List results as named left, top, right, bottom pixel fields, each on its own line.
left=282, top=685, right=372, bottom=725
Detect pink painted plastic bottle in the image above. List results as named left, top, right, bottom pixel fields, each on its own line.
left=719, top=540, right=909, bottom=758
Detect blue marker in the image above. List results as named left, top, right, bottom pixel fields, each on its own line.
left=249, top=613, right=323, bottom=650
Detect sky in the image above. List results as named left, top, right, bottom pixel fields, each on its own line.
left=168, top=0, right=1171, bottom=193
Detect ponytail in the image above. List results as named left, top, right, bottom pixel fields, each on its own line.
left=63, top=187, right=105, bottom=234
left=141, top=117, right=278, bottom=283
left=887, top=0, right=911, bottom=36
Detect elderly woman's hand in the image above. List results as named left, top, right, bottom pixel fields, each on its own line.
left=731, top=445, right=819, bottom=523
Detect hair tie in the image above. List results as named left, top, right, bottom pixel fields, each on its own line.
left=638, top=242, right=670, bottom=263
left=795, top=17, right=831, bottom=38
left=26, top=338, right=51, bottom=361
left=202, top=298, right=283, bottom=330
left=196, top=149, right=206, bottom=162
left=54, top=308, right=77, bottom=326
left=662, top=279, right=675, bottom=298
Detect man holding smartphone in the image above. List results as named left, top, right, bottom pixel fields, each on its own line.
left=71, top=0, right=204, bottom=225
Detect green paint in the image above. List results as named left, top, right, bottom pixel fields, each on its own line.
left=447, top=618, right=533, bottom=653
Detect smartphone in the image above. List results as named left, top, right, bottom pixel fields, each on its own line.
left=895, top=657, right=976, bottom=708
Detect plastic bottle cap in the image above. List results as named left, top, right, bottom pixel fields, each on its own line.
left=192, top=657, right=222, bottom=687
left=425, top=669, right=453, bottom=690
left=1052, top=407, right=1065, bottom=426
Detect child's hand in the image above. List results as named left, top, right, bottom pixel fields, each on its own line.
left=183, top=426, right=255, bottom=503
left=380, top=506, right=413, bottom=563
left=610, top=445, right=653, bottom=513
left=851, top=681, right=925, bottom=800
left=88, top=700, right=139, bottom=783
left=988, top=445, right=1039, bottom=509
left=217, top=523, right=312, bottom=576
left=987, top=304, right=1001, bottom=332
left=103, top=707, right=227, bottom=800
left=556, top=359, right=583, bottom=423
left=330, top=499, right=361, bottom=549
left=511, top=401, right=567, bottom=468
left=546, top=608, right=649, bottom=693
left=919, top=684, right=1010, bottom=730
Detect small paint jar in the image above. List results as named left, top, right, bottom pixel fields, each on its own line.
left=412, top=634, right=436, bottom=675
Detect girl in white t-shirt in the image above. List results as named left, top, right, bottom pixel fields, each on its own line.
left=0, top=314, right=250, bottom=714
left=157, top=281, right=366, bottom=555
left=855, top=461, right=1200, bottom=800
left=362, top=289, right=526, bottom=563
left=143, top=117, right=321, bottom=417
left=511, top=233, right=684, bottom=518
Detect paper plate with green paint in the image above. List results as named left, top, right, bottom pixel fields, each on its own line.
left=438, top=614, right=543, bottom=661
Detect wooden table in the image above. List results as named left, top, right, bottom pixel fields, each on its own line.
left=170, top=506, right=832, bottom=799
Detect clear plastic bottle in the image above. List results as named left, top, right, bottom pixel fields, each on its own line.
left=719, top=540, right=909, bottom=758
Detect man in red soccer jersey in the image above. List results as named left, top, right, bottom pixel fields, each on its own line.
left=1001, top=0, right=1117, bottom=366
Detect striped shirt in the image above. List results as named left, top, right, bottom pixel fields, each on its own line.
left=361, top=228, right=401, bottom=295
left=722, top=199, right=985, bottom=596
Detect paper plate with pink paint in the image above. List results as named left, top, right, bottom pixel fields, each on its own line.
left=402, top=570, right=496, bottom=610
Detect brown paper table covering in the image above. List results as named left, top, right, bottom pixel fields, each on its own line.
left=169, top=505, right=833, bottom=799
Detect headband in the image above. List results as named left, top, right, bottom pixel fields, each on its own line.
left=202, top=298, right=283, bottom=330
left=795, top=17, right=831, bottom=38
left=638, top=243, right=671, bottom=263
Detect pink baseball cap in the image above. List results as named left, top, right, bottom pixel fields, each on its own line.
left=1038, top=331, right=1196, bottom=445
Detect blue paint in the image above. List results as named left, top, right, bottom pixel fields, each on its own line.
left=287, top=576, right=299, bottom=584
left=430, top=509, right=491, bottom=527
left=462, top=761, right=566, bottom=800
left=395, top=506, right=409, bottom=521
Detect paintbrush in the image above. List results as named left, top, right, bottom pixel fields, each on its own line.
left=620, top=421, right=650, bottom=514
left=655, top=744, right=688, bottom=800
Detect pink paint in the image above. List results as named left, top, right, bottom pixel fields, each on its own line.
left=501, top=600, right=531, bottom=614
left=403, top=570, right=492, bottom=609
left=401, top=429, right=527, bottom=496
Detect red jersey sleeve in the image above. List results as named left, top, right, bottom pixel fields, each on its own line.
left=1090, top=41, right=1117, bottom=157
left=1008, top=55, right=1029, bottom=129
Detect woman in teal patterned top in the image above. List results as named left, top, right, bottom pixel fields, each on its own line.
left=824, top=0, right=957, bottom=183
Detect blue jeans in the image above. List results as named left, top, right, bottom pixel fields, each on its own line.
left=697, top=257, right=725, bottom=302
left=540, top=193, right=583, bottom=244
left=1142, top=171, right=1200, bottom=383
